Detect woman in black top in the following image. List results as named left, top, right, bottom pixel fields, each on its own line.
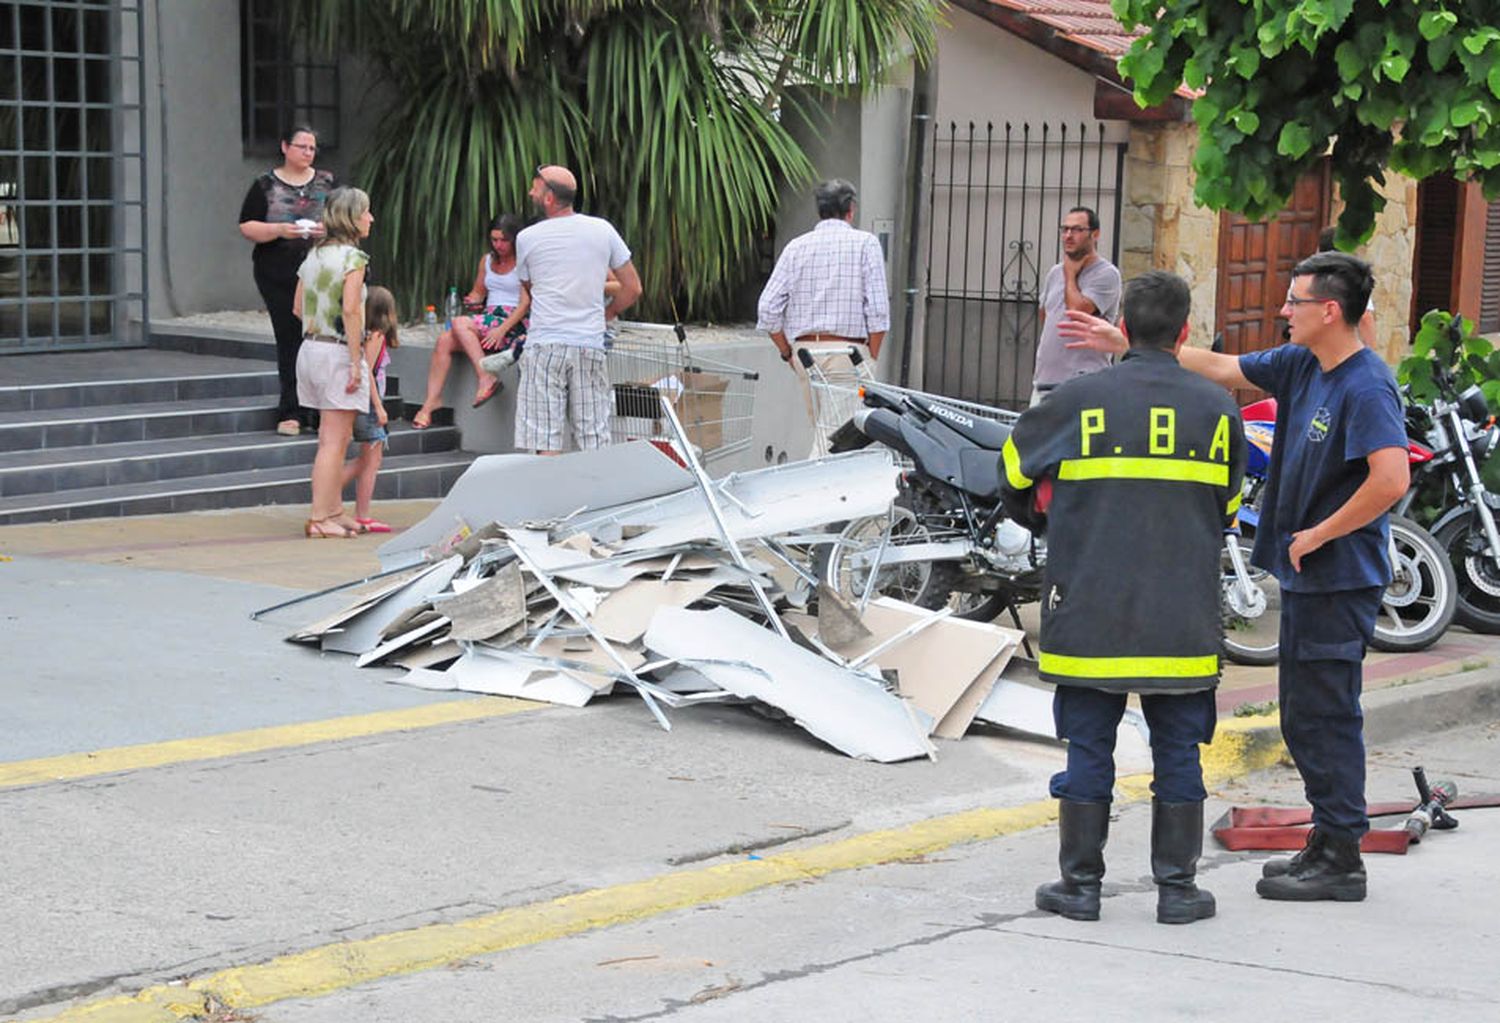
left=237, top=125, right=337, bottom=436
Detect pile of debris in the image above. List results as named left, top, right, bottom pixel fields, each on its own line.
left=275, top=439, right=1064, bottom=763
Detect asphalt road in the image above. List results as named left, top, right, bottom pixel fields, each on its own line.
left=3, top=540, right=1498, bottom=1022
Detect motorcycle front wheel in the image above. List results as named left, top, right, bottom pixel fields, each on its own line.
left=823, top=504, right=1008, bottom=621
left=1370, top=515, right=1457, bottom=651
left=1221, top=536, right=1281, bottom=666
left=1433, top=511, right=1500, bottom=633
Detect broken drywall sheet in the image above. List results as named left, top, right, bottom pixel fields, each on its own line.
left=355, top=615, right=450, bottom=668
left=589, top=576, right=727, bottom=644
left=320, top=556, right=464, bottom=655
left=379, top=445, right=694, bottom=569
left=431, top=561, right=526, bottom=642
left=285, top=563, right=435, bottom=643
left=783, top=598, right=1019, bottom=740
left=570, top=450, right=900, bottom=553
left=644, top=607, right=935, bottom=763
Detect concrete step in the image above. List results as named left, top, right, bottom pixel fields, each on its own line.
left=0, top=369, right=281, bottom=414
left=0, top=420, right=461, bottom=498
left=0, top=395, right=282, bottom=452
left=0, top=449, right=478, bottom=525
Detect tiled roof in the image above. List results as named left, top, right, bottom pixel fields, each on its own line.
left=982, top=0, right=1143, bottom=61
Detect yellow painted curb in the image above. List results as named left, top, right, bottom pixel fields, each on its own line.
left=0, top=698, right=541, bottom=791
left=1202, top=711, right=1287, bottom=785
left=26, top=800, right=1061, bottom=1023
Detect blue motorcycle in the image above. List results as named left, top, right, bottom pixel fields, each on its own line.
left=1227, top=397, right=1457, bottom=661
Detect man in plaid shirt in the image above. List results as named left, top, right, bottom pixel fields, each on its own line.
left=757, top=179, right=890, bottom=453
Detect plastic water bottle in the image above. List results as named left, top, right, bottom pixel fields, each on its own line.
left=424, top=305, right=437, bottom=326
left=444, top=287, right=460, bottom=332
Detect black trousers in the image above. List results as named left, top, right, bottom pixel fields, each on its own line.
left=1278, top=586, right=1383, bottom=840
left=254, top=269, right=308, bottom=423
left=1049, top=684, right=1218, bottom=804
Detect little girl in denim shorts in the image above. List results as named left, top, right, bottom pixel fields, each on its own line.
left=340, top=286, right=399, bottom=532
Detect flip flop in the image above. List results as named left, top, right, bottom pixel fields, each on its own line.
left=355, top=517, right=392, bottom=534
left=472, top=379, right=501, bottom=408
left=411, top=410, right=433, bottom=430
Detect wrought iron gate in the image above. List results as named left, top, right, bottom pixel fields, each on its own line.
left=0, top=0, right=148, bottom=352
left=921, top=121, right=1127, bottom=408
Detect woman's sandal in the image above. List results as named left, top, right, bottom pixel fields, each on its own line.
left=472, top=378, right=501, bottom=408
left=305, top=516, right=357, bottom=539
left=355, top=517, right=392, bottom=534
left=411, top=409, right=433, bottom=430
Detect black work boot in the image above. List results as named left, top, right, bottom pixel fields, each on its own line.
left=1256, top=830, right=1366, bottom=902
left=1152, top=800, right=1217, bottom=924
left=1261, top=827, right=1324, bottom=879
left=1035, top=800, right=1110, bottom=921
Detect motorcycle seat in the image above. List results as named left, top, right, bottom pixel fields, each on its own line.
left=909, top=395, right=1013, bottom=450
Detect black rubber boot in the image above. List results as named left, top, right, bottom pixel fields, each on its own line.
left=1261, top=827, right=1324, bottom=879
left=1035, top=800, right=1110, bottom=921
left=1152, top=800, right=1217, bottom=924
left=1256, top=830, right=1367, bottom=902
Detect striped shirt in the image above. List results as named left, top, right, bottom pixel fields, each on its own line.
left=757, top=219, right=890, bottom=340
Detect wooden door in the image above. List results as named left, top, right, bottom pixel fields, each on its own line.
left=1215, top=166, right=1330, bottom=401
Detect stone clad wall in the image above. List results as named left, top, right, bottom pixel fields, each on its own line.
left=1119, top=122, right=1220, bottom=348
left=1331, top=180, right=1418, bottom=364
left=1120, top=121, right=1417, bottom=365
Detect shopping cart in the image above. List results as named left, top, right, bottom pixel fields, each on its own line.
left=798, top=346, right=1019, bottom=459
left=606, top=325, right=759, bottom=464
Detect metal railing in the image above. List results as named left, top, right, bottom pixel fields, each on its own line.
left=922, top=121, right=1127, bottom=409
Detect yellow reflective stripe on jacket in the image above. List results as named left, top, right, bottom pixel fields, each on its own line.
left=1001, top=436, right=1032, bottom=490
left=1225, top=492, right=1243, bottom=517
left=1039, top=652, right=1219, bottom=679
left=1056, top=456, right=1228, bottom=487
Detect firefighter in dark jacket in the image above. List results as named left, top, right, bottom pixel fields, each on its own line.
left=1000, top=271, right=1246, bottom=925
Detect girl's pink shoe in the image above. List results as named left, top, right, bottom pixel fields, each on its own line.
left=355, top=517, right=392, bottom=534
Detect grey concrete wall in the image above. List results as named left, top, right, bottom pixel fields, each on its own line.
left=141, top=0, right=394, bottom=319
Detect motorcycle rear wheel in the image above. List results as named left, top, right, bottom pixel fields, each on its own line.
left=1433, top=511, right=1500, bottom=633
left=823, top=504, right=1009, bottom=621
left=1370, top=515, right=1457, bottom=651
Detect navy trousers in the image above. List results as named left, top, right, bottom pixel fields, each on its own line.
left=1278, top=586, right=1383, bottom=840
left=1049, top=685, right=1218, bottom=804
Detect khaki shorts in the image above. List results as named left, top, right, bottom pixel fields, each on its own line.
left=514, top=343, right=612, bottom=452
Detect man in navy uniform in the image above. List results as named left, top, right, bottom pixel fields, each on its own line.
left=1173, top=252, right=1407, bottom=902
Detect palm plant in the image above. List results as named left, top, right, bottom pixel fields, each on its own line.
left=288, top=0, right=941, bottom=319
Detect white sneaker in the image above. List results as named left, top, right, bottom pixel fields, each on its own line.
left=479, top=348, right=517, bottom=375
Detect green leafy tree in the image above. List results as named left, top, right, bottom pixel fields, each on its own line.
left=1114, top=0, right=1500, bottom=244
left=290, top=0, right=940, bottom=318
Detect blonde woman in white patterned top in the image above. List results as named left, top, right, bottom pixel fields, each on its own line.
left=292, top=186, right=373, bottom=539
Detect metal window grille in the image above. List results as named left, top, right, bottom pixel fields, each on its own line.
left=239, top=0, right=339, bottom=153
left=921, top=121, right=1128, bottom=409
left=0, top=0, right=147, bottom=351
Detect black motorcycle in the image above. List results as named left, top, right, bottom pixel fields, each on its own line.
left=822, top=372, right=1279, bottom=665
left=1398, top=354, right=1500, bottom=633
